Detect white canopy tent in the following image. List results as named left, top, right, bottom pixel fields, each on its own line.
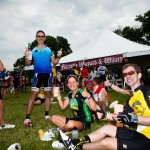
left=59, top=30, right=150, bottom=64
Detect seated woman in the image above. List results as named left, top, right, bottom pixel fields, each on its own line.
left=50, top=75, right=96, bottom=132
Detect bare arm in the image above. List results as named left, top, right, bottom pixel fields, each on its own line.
left=136, top=116, right=150, bottom=126
left=51, top=48, right=62, bottom=65
left=104, top=79, right=131, bottom=95
left=85, top=97, right=97, bottom=111
left=57, top=96, right=70, bottom=110
left=0, top=59, right=4, bottom=71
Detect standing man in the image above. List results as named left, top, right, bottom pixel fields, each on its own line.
left=12, top=67, right=20, bottom=97
left=24, top=30, right=62, bottom=126
left=59, top=63, right=150, bottom=150
left=97, top=65, right=107, bottom=82
left=0, top=59, right=15, bottom=129
left=80, top=65, right=89, bottom=79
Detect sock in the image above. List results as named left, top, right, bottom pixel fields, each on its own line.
left=26, top=114, right=30, bottom=119
left=45, top=111, right=49, bottom=116
left=72, top=135, right=91, bottom=148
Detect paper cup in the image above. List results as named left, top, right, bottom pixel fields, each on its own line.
left=53, top=87, right=60, bottom=97
left=114, top=104, right=124, bottom=115
left=109, top=101, right=118, bottom=109
left=28, top=51, right=32, bottom=60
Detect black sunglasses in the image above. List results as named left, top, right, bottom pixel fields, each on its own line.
left=37, top=35, right=45, bottom=38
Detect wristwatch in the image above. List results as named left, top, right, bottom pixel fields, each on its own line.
left=132, top=114, right=138, bottom=123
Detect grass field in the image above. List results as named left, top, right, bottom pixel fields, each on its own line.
left=0, top=88, right=129, bottom=150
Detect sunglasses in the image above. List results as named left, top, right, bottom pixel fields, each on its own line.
left=123, top=71, right=135, bottom=77
left=37, top=35, right=45, bottom=38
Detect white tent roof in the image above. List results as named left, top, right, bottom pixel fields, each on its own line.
left=60, top=30, right=150, bottom=64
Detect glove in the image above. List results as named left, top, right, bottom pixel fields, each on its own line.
left=96, top=110, right=106, bottom=119
left=117, top=112, right=138, bottom=124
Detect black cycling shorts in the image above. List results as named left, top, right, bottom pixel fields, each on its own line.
left=66, top=117, right=91, bottom=132
left=116, top=127, right=150, bottom=150
left=32, top=73, right=52, bottom=88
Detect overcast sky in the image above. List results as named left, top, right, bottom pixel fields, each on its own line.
left=0, top=0, right=149, bottom=70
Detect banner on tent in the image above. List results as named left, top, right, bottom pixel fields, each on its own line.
left=60, top=54, right=123, bottom=71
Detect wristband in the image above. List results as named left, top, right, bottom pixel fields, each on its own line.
left=105, top=112, right=110, bottom=120
left=87, top=96, right=92, bottom=99
left=96, top=110, right=106, bottom=119
left=132, top=114, right=138, bottom=123
left=57, top=95, right=61, bottom=100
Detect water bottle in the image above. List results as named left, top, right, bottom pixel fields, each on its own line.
left=27, top=49, right=32, bottom=60
left=72, top=130, right=78, bottom=139
left=106, top=100, right=108, bottom=107
left=38, top=129, right=44, bottom=138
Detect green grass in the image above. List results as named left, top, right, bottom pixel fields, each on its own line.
left=0, top=88, right=129, bottom=150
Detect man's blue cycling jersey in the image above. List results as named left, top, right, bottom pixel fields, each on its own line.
left=32, top=46, right=54, bottom=73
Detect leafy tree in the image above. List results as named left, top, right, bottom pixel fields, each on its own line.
left=114, top=10, right=150, bottom=45
left=135, top=10, right=150, bottom=45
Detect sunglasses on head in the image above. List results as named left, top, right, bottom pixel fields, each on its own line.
left=123, top=71, right=135, bottom=77
left=67, top=75, right=77, bottom=80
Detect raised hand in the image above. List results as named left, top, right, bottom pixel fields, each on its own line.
left=81, top=88, right=91, bottom=99
left=104, top=78, right=111, bottom=87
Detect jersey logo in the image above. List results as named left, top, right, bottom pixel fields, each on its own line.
left=35, top=49, right=41, bottom=52
left=70, top=98, right=79, bottom=110
left=132, top=100, right=146, bottom=115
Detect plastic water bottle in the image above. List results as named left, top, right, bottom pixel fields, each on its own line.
left=38, top=129, right=44, bottom=138
left=106, top=101, right=108, bottom=107
left=27, top=50, right=32, bottom=60
left=72, top=130, right=78, bottom=139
